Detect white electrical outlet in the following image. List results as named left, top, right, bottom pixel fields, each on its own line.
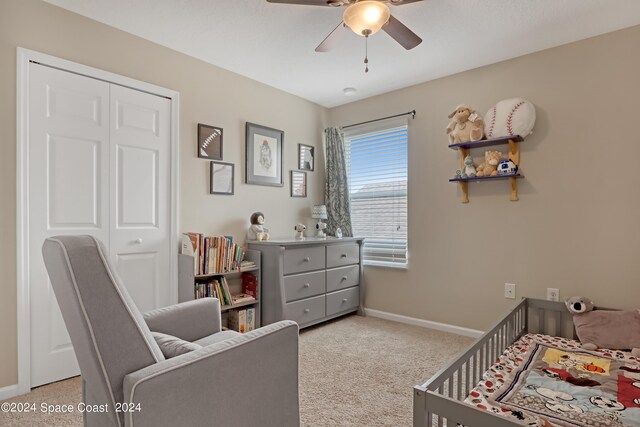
left=504, top=283, right=516, bottom=299
left=547, top=288, right=560, bottom=302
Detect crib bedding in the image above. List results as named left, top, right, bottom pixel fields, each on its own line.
left=464, top=333, right=640, bottom=427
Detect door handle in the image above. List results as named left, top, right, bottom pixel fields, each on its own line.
left=133, top=238, right=143, bottom=244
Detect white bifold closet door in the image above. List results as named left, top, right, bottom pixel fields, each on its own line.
left=28, top=63, right=172, bottom=387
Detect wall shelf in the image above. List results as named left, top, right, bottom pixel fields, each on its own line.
left=449, top=135, right=524, bottom=203
left=448, top=135, right=524, bottom=150
left=449, top=173, right=524, bottom=183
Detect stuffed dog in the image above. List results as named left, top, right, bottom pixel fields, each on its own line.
left=565, top=296, right=640, bottom=356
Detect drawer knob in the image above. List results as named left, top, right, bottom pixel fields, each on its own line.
left=341, top=253, right=347, bottom=258
left=341, top=276, right=348, bottom=281
left=304, top=283, right=310, bottom=288
left=342, top=298, right=348, bottom=303
left=304, top=308, right=310, bottom=313
left=303, top=257, right=310, bottom=262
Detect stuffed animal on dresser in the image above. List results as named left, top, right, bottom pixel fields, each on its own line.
left=294, top=224, right=306, bottom=240
left=476, top=151, right=502, bottom=177
left=446, top=104, right=485, bottom=145
left=246, top=212, right=270, bottom=241
left=565, top=296, right=640, bottom=357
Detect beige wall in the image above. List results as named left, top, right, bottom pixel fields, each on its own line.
left=0, top=0, right=327, bottom=388
left=330, top=25, right=640, bottom=332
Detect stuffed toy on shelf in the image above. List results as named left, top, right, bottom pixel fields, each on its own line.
left=476, top=151, right=502, bottom=177
left=446, top=104, right=485, bottom=145
left=484, top=97, right=536, bottom=139
left=460, top=155, right=477, bottom=178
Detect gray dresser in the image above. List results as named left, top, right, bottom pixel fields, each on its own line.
left=248, top=237, right=364, bottom=328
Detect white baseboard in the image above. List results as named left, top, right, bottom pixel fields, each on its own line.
left=0, top=384, right=19, bottom=401
left=363, top=308, right=483, bottom=338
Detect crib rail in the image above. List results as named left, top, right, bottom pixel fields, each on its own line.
left=413, top=298, right=574, bottom=427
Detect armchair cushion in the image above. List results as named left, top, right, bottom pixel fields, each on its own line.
left=151, top=332, right=202, bottom=359
left=194, top=330, right=240, bottom=346
left=144, top=298, right=222, bottom=342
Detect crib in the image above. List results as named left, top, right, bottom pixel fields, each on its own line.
left=413, top=298, right=590, bottom=427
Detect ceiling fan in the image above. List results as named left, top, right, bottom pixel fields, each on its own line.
left=267, top=0, right=423, bottom=72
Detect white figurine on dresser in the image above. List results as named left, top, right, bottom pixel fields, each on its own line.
left=248, top=237, right=364, bottom=329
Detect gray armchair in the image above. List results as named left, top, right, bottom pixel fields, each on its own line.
left=42, top=235, right=299, bottom=427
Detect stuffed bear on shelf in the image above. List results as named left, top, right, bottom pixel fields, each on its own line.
left=476, top=151, right=502, bottom=177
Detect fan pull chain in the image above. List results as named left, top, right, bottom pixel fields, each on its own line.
left=364, top=35, right=369, bottom=73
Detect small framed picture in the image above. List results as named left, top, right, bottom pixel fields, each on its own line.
left=198, top=124, right=223, bottom=160
left=210, top=161, right=234, bottom=195
left=246, top=122, right=284, bottom=187
left=298, top=144, right=315, bottom=171
left=290, top=171, right=307, bottom=198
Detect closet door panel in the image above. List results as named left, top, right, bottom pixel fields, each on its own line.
left=109, top=85, right=171, bottom=313
left=28, top=63, right=110, bottom=386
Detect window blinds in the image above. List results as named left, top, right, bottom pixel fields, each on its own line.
left=344, top=121, right=408, bottom=267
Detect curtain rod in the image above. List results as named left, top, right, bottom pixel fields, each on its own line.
left=341, top=110, right=416, bottom=130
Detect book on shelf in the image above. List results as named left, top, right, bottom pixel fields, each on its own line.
left=194, top=276, right=236, bottom=306
left=228, top=309, right=247, bottom=333
left=181, top=233, right=246, bottom=275
left=231, top=293, right=255, bottom=304
left=240, top=260, right=256, bottom=269
left=246, top=308, right=255, bottom=332
left=242, top=273, right=257, bottom=299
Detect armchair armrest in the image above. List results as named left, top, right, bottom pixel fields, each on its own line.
left=143, top=298, right=221, bottom=342
left=123, top=321, right=299, bottom=427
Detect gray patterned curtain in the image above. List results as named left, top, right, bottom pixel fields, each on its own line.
left=324, top=127, right=353, bottom=237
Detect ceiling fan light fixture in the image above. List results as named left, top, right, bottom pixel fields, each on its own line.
left=343, top=1, right=390, bottom=36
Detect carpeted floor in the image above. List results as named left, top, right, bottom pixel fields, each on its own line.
left=0, top=314, right=473, bottom=426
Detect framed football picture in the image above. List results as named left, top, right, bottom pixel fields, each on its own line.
left=197, top=123, right=223, bottom=160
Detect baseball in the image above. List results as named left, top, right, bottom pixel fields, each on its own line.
left=484, top=98, right=536, bottom=139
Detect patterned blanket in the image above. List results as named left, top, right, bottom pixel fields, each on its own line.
left=465, top=334, right=640, bottom=427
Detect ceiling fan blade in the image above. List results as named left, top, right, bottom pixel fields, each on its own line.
left=382, top=15, right=422, bottom=50
left=388, top=0, right=424, bottom=5
left=315, top=22, right=347, bottom=52
left=266, top=0, right=335, bottom=6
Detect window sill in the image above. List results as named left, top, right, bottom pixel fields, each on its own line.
left=363, top=261, right=408, bottom=270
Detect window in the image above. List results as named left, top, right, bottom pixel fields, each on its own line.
left=344, top=121, right=408, bottom=267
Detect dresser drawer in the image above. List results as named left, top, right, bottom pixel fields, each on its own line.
left=283, top=246, right=325, bottom=275
left=285, top=295, right=325, bottom=326
left=326, top=243, right=359, bottom=268
left=326, top=287, right=359, bottom=316
left=284, top=270, right=325, bottom=302
left=326, top=265, right=360, bottom=292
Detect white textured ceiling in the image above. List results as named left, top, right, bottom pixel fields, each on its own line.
left=44, top=0, right=640, bottom=108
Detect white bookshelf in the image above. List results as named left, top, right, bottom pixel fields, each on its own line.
left=178, top=249, right=261, bottom=329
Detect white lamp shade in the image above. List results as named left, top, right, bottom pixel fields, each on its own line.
left=343, top=1, right=390, bottom=36
left=312, top=205, right=328, bottom=220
